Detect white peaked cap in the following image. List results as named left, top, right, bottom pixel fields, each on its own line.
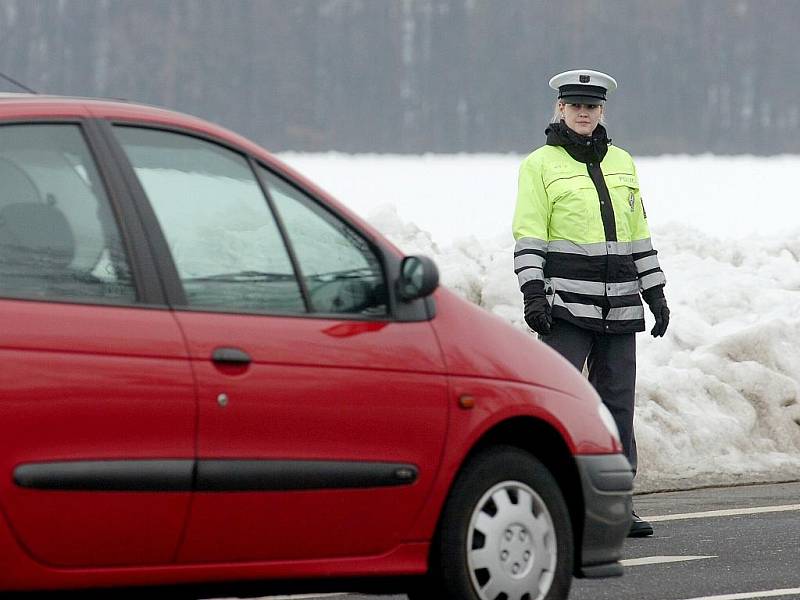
left=548, top=69, right=618, bottom=103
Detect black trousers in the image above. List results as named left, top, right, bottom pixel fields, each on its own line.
left=540, top=318, right=638, bottom=475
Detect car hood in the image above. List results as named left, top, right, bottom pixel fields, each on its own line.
left=430, top=287, right=601, bottom=404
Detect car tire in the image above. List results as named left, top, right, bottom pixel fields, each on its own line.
left=412, top=445, right=573, bottom=600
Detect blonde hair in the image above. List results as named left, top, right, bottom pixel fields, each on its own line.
left=551, top=100, right=607, bottom=125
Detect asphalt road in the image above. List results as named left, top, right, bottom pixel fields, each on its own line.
left=254, top=480, right=800, bottom=600
left=570, top=480, right=800, bottom=600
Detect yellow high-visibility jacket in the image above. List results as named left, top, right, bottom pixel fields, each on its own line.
left=513, top=141, right=666, bottom=333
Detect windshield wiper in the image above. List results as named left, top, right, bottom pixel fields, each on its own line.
left=183, top=270, right=295, bottom=283
left=308, top=267, right=375, bottom=282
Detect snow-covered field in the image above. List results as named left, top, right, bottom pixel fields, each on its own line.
left=278, top=152, right=800, bottom=493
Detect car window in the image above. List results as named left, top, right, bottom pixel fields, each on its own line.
left=0, top=124, right=136, bottom=303
left=258, top=167, right=388, bottom=316
left=113, top=127, right=305, bottom=313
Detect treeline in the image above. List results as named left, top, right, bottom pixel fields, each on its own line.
left=0, top=0, right=797, bottom=155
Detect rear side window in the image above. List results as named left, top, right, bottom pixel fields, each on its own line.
left=113, top=127, right=305, bottom=314
left=0, top=124, right=135, bottom=303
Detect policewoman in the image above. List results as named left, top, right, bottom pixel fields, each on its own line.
left=512, top=69, right=669, bottom=537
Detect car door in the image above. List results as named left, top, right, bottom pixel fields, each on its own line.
left=109, top=125, right=449, bottom=563
left=0, top=122, right=196, bottom=567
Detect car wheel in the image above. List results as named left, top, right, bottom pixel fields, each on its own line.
left=415, top=446, right=573, bottom=600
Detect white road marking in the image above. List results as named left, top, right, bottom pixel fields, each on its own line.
left=226, top=595, right=345, bottom=599
left=620, top=555, right=716, bottom=567
left=645, top=504, right=800, bottom=523
left=677, top=587, right=800, bottom=600
left=268, top=596, right=345, bottom=599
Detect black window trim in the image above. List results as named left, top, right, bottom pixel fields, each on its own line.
left=246, top=155, right=312, bottom=314
left=95, top=119, right=189, bottom=307
left=100, top=119, right=434, bottom=322
left=83, top=118, right=166, bottom=306
left=252, top=160, right=394, bottom=319
left=0, top=117, right=166, bottom=308
left=253, top=161, right=434, bottom=322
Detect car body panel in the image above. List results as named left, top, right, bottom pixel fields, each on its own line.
left=0, top=505, right=429, bottom=591
left=429, top=287, right=613, bottom=423
left=404, top=374, right=618, bottom=541
left=172, top=310, right=449, bottom=562
left=0, top=300, right=195, bottom=567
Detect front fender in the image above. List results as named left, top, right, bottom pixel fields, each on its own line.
left=406, top=376, right=621, bottom=541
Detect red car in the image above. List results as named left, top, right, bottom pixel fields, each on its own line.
left=0, top=94, right=631, bottom=599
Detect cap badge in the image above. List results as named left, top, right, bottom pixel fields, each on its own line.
left=579, top=74, right=591, bottom=83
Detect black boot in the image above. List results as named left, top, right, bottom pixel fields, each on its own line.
left=629, top=511, right=654, bottom=537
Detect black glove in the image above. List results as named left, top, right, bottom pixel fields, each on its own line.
left=522, top=280, right=552, bottom=335
left=642, top=285, right=669, bottom=337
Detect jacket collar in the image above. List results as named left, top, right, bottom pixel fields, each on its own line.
left=545, top=121, right=610, bottom=164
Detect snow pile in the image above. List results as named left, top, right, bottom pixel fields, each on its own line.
left=617, top=226, right=800, bottom=491
left=279, top=153, right=800, bottom=492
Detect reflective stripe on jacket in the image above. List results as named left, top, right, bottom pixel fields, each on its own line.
left=512, top=144, right=666, bottom=334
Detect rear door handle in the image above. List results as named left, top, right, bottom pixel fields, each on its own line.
left=211, top=347, right=252, bottom=365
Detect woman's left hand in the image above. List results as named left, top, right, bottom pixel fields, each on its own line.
left=648, top=298, right=670, bottom=337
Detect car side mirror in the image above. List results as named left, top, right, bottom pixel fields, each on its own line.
left=397, top=255, right=439, bottom=302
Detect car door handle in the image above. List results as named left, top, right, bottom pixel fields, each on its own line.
left=211, top=347, right=252, bottom=365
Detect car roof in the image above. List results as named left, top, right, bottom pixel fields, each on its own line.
left=0, top=93, right=254, bottom=146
